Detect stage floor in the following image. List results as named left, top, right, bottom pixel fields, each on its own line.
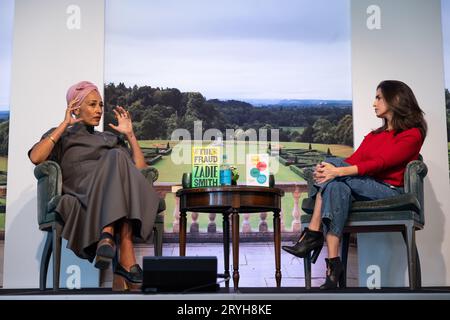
left=100, top=242, right=359, bottom=288
left=3, top=242, right=449, bottom=300
left=1, top=242, right=360, bottom=289
left=1, top=287, right=450, bottom=300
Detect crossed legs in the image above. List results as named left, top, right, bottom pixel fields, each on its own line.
left=306, top=193, right=340, bottom=259
left=101, top=219, right=137, bottom=271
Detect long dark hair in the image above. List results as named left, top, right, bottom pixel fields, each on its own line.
left=373, top=80, right=427, bottom=140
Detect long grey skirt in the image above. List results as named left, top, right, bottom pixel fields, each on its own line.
left=56, top=148, right=159, bottom=262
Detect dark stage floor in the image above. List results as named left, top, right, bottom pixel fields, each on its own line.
left=1, top=286, right=450, bottom=299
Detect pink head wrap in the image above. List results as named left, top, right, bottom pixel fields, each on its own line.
left=66, top=81, right=100, bottom=107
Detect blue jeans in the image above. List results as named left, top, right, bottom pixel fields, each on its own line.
left=311, top=157, right=403, bottom=238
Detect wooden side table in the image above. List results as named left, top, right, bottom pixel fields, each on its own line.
left=176, top=186, right=284, bottom=291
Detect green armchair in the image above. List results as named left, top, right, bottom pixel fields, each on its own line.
left=300, top=158, right=427, bottom=290
left=34, top=160, right=165, bottom=291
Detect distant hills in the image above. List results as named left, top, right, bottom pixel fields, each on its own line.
left=0, top=111, right=9, bottom=120
left=242, top=99, right=352, bottom=107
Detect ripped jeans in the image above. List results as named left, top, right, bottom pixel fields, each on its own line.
left=310, top=157, right=403, bottom=238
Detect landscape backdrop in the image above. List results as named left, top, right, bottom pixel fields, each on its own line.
left=104, top=0, right=355, bottom=232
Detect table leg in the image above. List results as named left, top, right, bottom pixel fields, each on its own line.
left=222, top=213, right=230, bottom=288
left=179, top=210, right=187, bottom=256
left=273, top=210, right=282, bottom=287
left=232, top=209, right=240, bottom=291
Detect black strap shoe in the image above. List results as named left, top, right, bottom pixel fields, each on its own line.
left=94, top=232, right=116, bottom=270
left=282, top=227, right=324, bottom=263
left=114, top=263, right=143, bottom=284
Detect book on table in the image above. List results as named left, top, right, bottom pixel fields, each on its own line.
left=191, top=145, right=221, bottom=187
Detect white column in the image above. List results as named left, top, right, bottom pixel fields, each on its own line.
left=351, top=0, right=450, bottom=286
left=3, top=0, right=105, bottom=288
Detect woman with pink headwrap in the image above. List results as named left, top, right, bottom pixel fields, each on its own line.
left=28, top=81, right=159, bottom=291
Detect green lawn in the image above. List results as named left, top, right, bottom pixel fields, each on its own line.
left=0, top=156, right=7, bottom=171
left=142, top=140, right=303, bottom=183
left=139, top=139, right=345, bottom=231
left=279, top=142, right=353, bottom=158
left=0, top=141, right=353, bottom=232
left=140, top=140, right=353, bottom=182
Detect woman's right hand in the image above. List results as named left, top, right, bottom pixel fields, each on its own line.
left=313, top=162, right=340, bottom=184
left=63, top=97, right=82, bottom=126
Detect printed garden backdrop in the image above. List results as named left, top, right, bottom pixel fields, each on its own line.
left=0, top=0, right=449, bottom=235
left=103, top=0, right=355, bottom=232
left=0, top=0, right=13, bottom=232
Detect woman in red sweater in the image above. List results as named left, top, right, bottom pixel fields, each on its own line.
left=282, top=80, right=427, bottom=289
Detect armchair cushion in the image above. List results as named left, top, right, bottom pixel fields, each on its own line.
left=300, top=158, right=426, bottom=226
left=301, top=193, right=421, bottom=215
left=301, top=210, right=420, bottom=224
left=35, top=161, right=164, bottom=228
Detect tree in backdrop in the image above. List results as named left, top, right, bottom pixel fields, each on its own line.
left=446, top=88, right=449, bottom=142
left=300, top=126, right=314, bottom=143
left=335, top=114, right=353, bottom=146
left=312, top=118, right=336, bottom=144
left=0, top=121, right=8, bottom=156
left=103, top=83, right=353, bottom=144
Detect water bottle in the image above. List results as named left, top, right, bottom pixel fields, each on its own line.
left=220, top=154, right=232, bottom=186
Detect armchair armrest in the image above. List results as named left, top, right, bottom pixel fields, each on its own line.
left=403, top=160, right=428, bottom=225
left=300, top=167, right=315, bottom=197
left=34, top=161, right=63, bottom=227
left=140, top=166, right=159, bottom=184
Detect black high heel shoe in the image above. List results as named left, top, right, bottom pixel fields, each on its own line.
left=112, top=262, right=143, bottom=292
left=282, top=227, right=324, bottom=263
left=94, top=232, right=116, bottom=270
left=320, top=257, right=345, bottom=290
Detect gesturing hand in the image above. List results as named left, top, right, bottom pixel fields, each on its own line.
left=313, top=161, right=340, bottom=184
left=63, top=97, right=82, bottom=126
left=108, top=106, right=134, bottom=138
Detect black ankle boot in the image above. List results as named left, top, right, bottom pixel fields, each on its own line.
left=282, top=228, right=324, bottom=263
left=320, top=257, right=345, bottom=290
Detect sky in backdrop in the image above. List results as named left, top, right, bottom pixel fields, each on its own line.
left=0, top=0, right=449, bottom=109
left=0, top=0, right=14, bottom=111
left=105, top=0, right=353, bottom=100
left=442, top=0, right=450, bottom=90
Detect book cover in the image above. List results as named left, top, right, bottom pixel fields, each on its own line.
left=246, top=153, right=269, bottom=187
left=191, top=146, right=221, bottom=187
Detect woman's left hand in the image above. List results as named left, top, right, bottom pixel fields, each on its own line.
left=313, top=161, right=340, bottom=184
left=108, top=106, right=134, bottom=138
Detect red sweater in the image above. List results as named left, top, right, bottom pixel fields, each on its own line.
left=345, top=127, right=423, bottom=187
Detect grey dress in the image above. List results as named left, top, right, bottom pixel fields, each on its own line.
left=29, top=122, right=159, bottom=261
